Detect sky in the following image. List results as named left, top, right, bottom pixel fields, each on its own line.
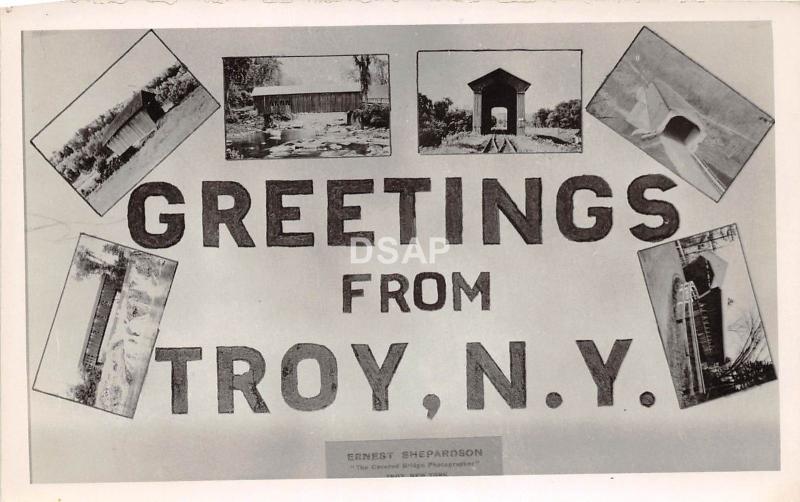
left=32, top=32, right=179, bottom=159
left=418, top=50, right=581, bottom=114
left=277, top=54, right=388, bottom=88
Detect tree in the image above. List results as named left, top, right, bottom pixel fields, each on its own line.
left=418, top=93, right=433, bottom=122
left=249, top=57, right=283, bottom=88
left=95, top=157, right=109, bottom=179
left=371, top=57, right=389, bottom=85
left=352, top=55, right=373, bottom=101
left=418, top=92, right=472, bottom=147
left=223, top=57, right=282, bottom=112
left=223, top=57, right=254, bottom=104
left=73, top=247, right=109, bottom=281
left=63, top=167, right=80, bottom=183
left=534, top=108, right=550, bottom=128
left=69, top=365, right=102, bottom=405
left=432, top=98, right=453, bottom=122
left=533, top=100, right=581, bottom=129
left=75, top=152, right=96, bottom=173
left=73, top=244, right=127, bottom=282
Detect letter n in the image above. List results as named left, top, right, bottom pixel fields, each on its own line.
left=466, top=342, right=526, bottom=409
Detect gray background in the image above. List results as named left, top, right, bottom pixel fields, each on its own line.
left=23, top=22, right=777, bottom=482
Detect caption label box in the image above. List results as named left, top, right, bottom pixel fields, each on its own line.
left=326, top=436, right=502, bottom=478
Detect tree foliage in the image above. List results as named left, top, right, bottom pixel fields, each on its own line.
left=531, top=99, right=581, bottom=129
left=69, top=364, right=103, bottom=406
left=351, top=102, right=390, bottom=129
left=73, top=244, right=128, bottom=282
left=223, top=57, right=283, bottom=110
left=418, top=93, right=472, bottom=147
left=49, top=63, right=200, bottom=189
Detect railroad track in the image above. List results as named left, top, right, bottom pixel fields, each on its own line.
left=482, top=134, right=518, bottom=154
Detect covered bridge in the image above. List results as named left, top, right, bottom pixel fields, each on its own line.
left=100, top=90, right=164, bottom=157
left=252, top=82, right=364, bottom=116
left=468, top=68, right=531, bottom=135
left=645, top=80, right=707, bottom=152
left=80, top=273, right=124, bottom=370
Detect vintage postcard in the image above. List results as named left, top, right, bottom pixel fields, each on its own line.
left=639, top=224, right=776, bottom=408
left=587, top=27, right=773, bottom=201
left=223, top=54, right=390, bottom=159
left=30, top=30, right=219, bottom=215
left=15, top=22, right=781, bottom=486
left=417, top=50, right=581, bottom=154
left=33, top=234, right=178, bottom=418
left=2, top=2, right=798, bottom=499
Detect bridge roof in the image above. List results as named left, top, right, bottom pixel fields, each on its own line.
left=99, top=90, right=157, bottom=146
left=252, top=82, right=361, bottom=97
left=468, top=68, right=530, bottom=93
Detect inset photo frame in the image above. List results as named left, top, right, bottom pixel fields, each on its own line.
left=30, top=30, right=219, bottom=215
left=33, top=234, right=178, bottom=418
left=417, top=49, right=582, bottom=155
left=587, top=27, right=774, bottom=202
left=223, top=54, right=391, bottom=160
left=638, top=224, right=776, bottom=408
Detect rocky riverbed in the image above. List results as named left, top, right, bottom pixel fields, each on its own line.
left=226, top=110, right=390, bottom=159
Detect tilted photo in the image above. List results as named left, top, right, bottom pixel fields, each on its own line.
left=33, top=235, right=178, bottom=418
left=587, top=27, right=774, bottom=202
left=638, top=224, right=776, bottom=408
left=223, top=54, right=390, bottom=159
left=30, top=30, right=219, bottom=215
left=417, top=50, right=582, bottom=155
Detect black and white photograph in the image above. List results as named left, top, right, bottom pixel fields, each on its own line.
left=586, top=27, right=774, bottom=202
left=417, top=50, right=582, bottom=154
left=639, top=224, right=776, bottom=408
left=33, top=235, right=178, bottom=418
left=16, top=22, right=782, bottom=486
left=224, top=54, right=390, bottom=159
left=30, top=30, right=219, bottom=215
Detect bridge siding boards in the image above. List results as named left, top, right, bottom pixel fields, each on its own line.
left=101, top=91, right=164, bottom=157
left=106, top=114, right=158, bottom=156
left=694, top=288, right=725, bottom=366
left=81, top=274, right=123, bottom=368
left=253, top=91, right=363, bottom=115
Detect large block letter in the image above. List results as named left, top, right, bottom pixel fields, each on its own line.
left=281, top=343, right=338, bottom=411
left=217, top=346, right=269, bottom=413
left=576, top=339, right=632, bottom=406
left=352, top=344, right=407, bottom=411
left=466, top=342, right=526, bottom=409
left=128, top=182, right=185, bottom=248
left=155, top=347, right=202, bottom=414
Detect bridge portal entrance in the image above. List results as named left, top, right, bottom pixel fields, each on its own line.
left=468, top=68, right=531, bottom=136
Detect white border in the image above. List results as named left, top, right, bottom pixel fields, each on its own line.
left=2, top=1, right=799, bottom=500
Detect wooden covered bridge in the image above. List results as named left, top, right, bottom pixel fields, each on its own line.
left=468, top=68, right=531, bottom=135
left=100, top=90, right=164, bottom=157
left=251, top=83, right=389, bottom=117
left=80, top=273, right=124, bottom=370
